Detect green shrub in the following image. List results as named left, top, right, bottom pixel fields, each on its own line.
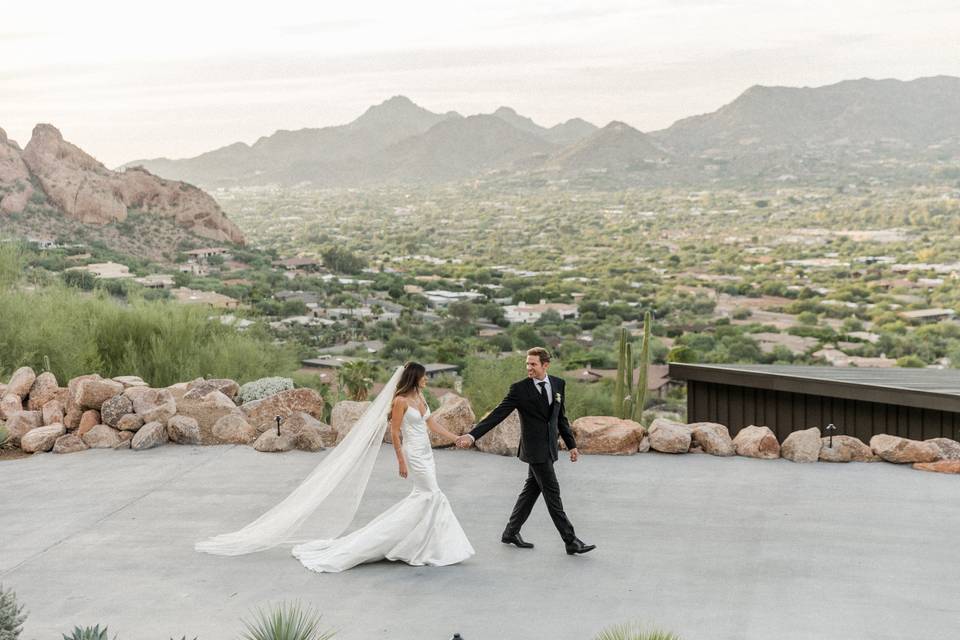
left=462, top=354, right=525, bottom=417
left=0, top=285, right=298, bottom=387
left=238, top=377, right=295, bottom=404
left=0, top=583, right=27, bottom=640
left=0, top=424, right=9, bottom=447
left=61, top=625, right=113, bottom=640
left=594, top=623, right=681, bottom=640
left=239, top=601, right=335, bottom=640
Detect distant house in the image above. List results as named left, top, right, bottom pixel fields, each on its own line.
left=423, top=363, right=460, bottom=380
left=133, top=274, right=175, bottom=289
left=423, top=290, right=485, bottom=306
left=570, top=364, right=681, bottom=399
left=171, top=287, right=241, bottom=309
left=272, top=257, right=323, bottom=271
left=66, top=262, right=133, bottom=279
left=26, top=235, right=57, bottom=249
left=316, top=340, right=385, bottom=355
left=812, top=347, right=896, bottom=368
left=751, top=332, right=819, bottom=356
left=504, top=299, right=579, bottom=324
left=301, top=355, right=370, bottom=370
left=185, top=247, right=229, bottom=263
left=898, top=308, right=957, bottom=324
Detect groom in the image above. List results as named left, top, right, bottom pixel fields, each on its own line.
left=456, top=348, right=595, bottom=555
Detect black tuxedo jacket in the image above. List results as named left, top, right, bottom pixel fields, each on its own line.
left=469, top=375, right=576, bottom=464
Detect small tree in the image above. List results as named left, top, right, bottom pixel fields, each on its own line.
left=338, top=361, right=375, bottom=401
left=0, top=583, right=27, bottom=640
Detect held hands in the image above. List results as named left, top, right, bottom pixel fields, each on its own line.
left=455, top=434, right=475, bottom=449
left=570, top=448, right=580, bottom=463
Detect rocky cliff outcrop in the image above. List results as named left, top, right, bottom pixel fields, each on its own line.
left=2, top=124, right=244, bottom=244
left=0, top=128, right=34, bottom=214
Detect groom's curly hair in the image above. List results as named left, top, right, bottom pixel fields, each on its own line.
left=526, top=347, right=551, bottom=364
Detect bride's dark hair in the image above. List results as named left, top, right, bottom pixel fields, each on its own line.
left=393, top=361, right=427, bottom=405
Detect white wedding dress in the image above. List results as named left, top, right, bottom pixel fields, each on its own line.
left=291, top=404, right=475, bottom=572
left=195, top=366, right=473, bottom=572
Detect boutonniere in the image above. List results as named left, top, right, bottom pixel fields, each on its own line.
left=555, top=393, right=562, bottom=404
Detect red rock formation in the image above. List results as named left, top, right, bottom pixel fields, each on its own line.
left=2, top=124, right=244, bottom=244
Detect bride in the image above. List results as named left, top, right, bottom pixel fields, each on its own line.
left=196, top=362, right=475, bottom=572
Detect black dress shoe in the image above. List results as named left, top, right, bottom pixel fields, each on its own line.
left=501, top=533, right=534, bottom=548
left=565, top=538, right=596, bottom=555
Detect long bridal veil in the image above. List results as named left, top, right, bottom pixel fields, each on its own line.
left=195, top=365, right=404, bottom=556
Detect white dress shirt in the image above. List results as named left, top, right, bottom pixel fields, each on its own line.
left=533, top=376, right=552, bottom=404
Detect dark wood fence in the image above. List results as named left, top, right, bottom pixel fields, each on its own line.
left=686, top=379, right=960, bottom=442
left=670, top=363, right=960, bottom=442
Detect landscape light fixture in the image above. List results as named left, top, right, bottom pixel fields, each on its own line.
left=275, top=415, right=283, bottom=436
left=825, top=423, right=837, bottom=447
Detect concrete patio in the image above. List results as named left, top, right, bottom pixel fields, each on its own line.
left=1, top=445, right=958, bottom=640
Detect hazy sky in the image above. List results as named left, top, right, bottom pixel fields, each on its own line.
left=3, top=0, right=959, bottom=167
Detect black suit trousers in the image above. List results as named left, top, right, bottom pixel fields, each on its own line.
left=504, top=461, right=576, bottom=544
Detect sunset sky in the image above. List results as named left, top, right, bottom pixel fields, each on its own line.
left=3, top=0, right=959, bottom=167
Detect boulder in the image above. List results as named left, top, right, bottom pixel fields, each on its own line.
left=242, top=388, right=325, bottom=433
left=212, top=414, right=257, bottom=444
left=733, top=425, right=781, bottom=459
left=0, top=382, right=5, bottom=397
left=64, top=374, right=99, bottom=427
left=253, top=430, right=297, bottom=452
left=648, top=418, right=692, bottom=454
left=428, top=396, right=476, bottom=448
left=165, top=381, right=192, bottom=402
left=53, top=433, right=88, bottom=454
left=125, top=387, right=177, bottom=424
left=20, top=423, right=66, bottom=453
left=926, top=438, right=960, bottom=461
left=570, top=416, right=645, bottom=455
left=73, top=377, right=124, bottom=410
left=5, top=411, right=42, bottom=446
left=638, top=434, right=651, bottom=453
left=184, top=378, right=240, bottom=401
left=475, top=410, right=521, bottom=457
left=77, top=410, right=101, bottom=436
left=869, top=434, right=939, bottom=464
left=116, top=413, right=145, bottom=432
left=112, top=375, right=148, bottom=388
left=331, top=401, right=373, bottom=444
left=295, top=424, right=327, bottom=452
left=237, top=377, right=294, bottom=404
left=912, top=460, right=960, bottom=474
left=131, top=421, right=168, bottom=450
left=100, top=394, right=134, bottom=428
left=6, top=366, right=37, bottom=397
left=26, top=372, right=59, bottom=410
left=0, top=393, right=23, bottom=419
left=819, top=435, right=879, bottom=462
left=690, top=422, right=736, bottom=457
left=167, top=415, right=201, bottom=445
left=781, top=427, right=822, bottom=463
left=81, top=424, right=122, bottom=448
left=176, top=390, right=243, bottom=443
left=41, top=399, right=65, bottom=426
left=280, top=411, right=336, bottom=446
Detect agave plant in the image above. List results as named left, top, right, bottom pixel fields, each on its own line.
left=240, top=601, right=335, bottom=640
left=0, top=583, right=27, bottom=640
left=61, top=624, right=114, bottom=640
left=594, top=622, right=681, bottom=640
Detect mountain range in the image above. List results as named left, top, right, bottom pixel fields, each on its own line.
left=123, top=76, right=960, bottom=189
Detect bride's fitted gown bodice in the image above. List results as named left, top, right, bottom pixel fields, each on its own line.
left=292, top=405, right=475, bottom=572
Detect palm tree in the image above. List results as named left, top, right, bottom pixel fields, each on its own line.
left=338, top=361, right=375, bottom=401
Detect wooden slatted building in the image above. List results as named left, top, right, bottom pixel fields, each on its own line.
left=668, top=363, right=960, bottom=443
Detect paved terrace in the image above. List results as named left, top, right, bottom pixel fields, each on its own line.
left=1, top=445, right=958, bottom=640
